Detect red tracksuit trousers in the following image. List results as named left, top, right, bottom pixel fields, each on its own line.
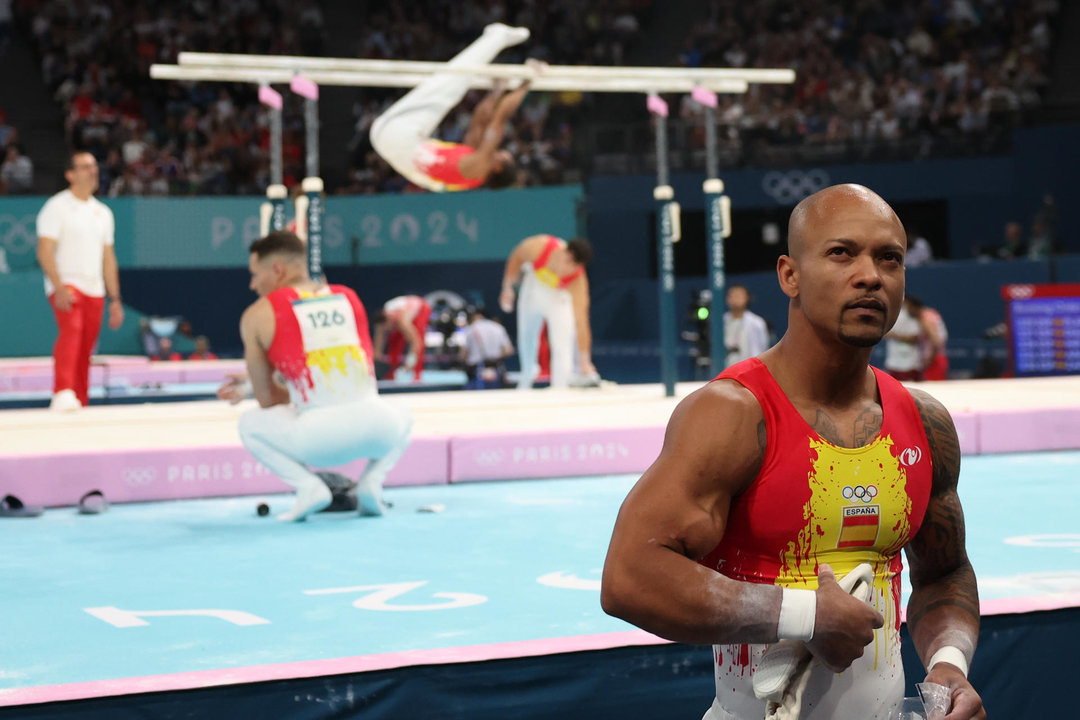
left=49, top=286, right=104, bottom=406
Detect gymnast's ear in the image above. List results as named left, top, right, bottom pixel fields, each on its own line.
left=777, top=254, right=799, bottom=298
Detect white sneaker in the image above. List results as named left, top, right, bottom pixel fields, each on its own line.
left=49, top=389, right=81, bottom=412
left=276, top=481, right=332, bottom=522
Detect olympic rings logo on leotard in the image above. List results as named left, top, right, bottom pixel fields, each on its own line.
left=0, top=214, right=37, bottom=255
left=842, top=484, right=878, bottom=504
left=761, top=169, right=830, bottom=205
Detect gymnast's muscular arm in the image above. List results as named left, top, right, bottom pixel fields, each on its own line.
left=566, top=273, right=596, bottom=376
left=396, top=314, right=424, bottom=360
left=498, top=235, right=545, bottom=312
left=463, top=80, right=509, bottom=148
left=240, top=299, right=289, bottom=409
left=601, top=381, right=883, bottom=670
left=459, top=80, right=531, bottom=180
left=904, top=389, right=985, bottom=719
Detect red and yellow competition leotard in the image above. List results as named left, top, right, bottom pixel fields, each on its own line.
left=266, top=285, right=376, bottom=408
left=699, top=358, right=932, bottom=719
left=412, top=140, right=484, bottom=192
left=532, top=235, right=584, bottom=289
left=384, top=295, right=427, bottom=326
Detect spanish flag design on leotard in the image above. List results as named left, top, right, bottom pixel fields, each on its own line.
left=697, top=358, right=933, bottom=719
left=412, top=140, right=484, bottom=192
left=266, top=285, right=377, bottom=407
left=531, top=235, right=584, bottom=289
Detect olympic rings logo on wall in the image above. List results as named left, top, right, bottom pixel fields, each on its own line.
left=761, top=170, right=830, bottom=204
left=0, top=215, right=37, bottom=254
left=1006, top=285, right=1035, bottom=299
left=842, top=484, right=878, bottom=504
left=122, top=466, right=159, bottom=487
left=472, top=449, right=505, bottom=466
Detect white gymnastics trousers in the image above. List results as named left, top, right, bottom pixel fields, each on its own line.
left=237, top=396, right=413, bottom=497
left=516, top=267, right=574, bottom=390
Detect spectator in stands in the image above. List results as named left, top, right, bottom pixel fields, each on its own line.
left=151, top=336, right=183, bottom=362
left=188, top=335, right=219, bottom=361
left=0, top=144, right=33, bottom=193
left=13, top=0, right=1061, bottom=195
left=0, top=109, right=14, bottom=148
left=139, top=318, right=160, bottom=357
left=997, top=221, right=1027, bottom=260
left=1027, top=219, right=1052, bottom=259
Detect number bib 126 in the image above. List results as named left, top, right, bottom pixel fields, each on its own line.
left=292, top=294, right=361, bottom=352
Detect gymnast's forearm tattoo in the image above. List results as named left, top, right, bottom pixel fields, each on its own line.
left=906, top=389, right=980, bottom=632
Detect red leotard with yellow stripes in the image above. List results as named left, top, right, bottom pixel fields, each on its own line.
left=412, top=141, right=484, bottom=191
left=531, top=235, right=584, bottom=289
left=699, top=358, right=932, bottom=720
left=266, top=285, right=376, bottom=407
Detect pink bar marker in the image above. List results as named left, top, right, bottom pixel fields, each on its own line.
left=258, top=85, right=283, bottom=110
left=290, top=75, right=319, bottom=100
left=646, top=93, right=668, bottom=117
left=692, top=86, right=718, bottom=108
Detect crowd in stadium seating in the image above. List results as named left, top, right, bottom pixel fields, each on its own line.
left=12, top=0, right=651, bottom=195
left=14, top=0, right=328, bottom=195
left=11, top=0, right=1063, bottom=194
left=673, top=0, right=1061, bottom=165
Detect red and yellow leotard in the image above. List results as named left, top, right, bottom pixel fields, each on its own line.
left=700, top=358, right=933, bottom=719
left=266, top=285, right=376, bottom=407
left=531, top=235, right=584, bottom=289
left=412, top=140, right=484, bottom=192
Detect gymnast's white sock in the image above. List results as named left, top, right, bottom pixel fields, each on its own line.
left=355, top=409, right=413, bottom=517
left=277, top=480, right=332, bottom=523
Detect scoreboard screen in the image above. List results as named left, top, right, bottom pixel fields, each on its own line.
left=1002, top=283, right=1080, bottom=377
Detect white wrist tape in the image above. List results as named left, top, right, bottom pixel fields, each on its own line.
left=927, top=645, right=969, bottom=677
left=238, top=381, right=253, bottom=398
left=777, top=588, right=816, bottom=642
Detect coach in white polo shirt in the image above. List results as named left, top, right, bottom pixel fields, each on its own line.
left=36, top=151, right=124, bottom=410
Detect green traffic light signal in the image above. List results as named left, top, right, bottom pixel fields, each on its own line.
left=697, top=306, right=710, bottom=321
